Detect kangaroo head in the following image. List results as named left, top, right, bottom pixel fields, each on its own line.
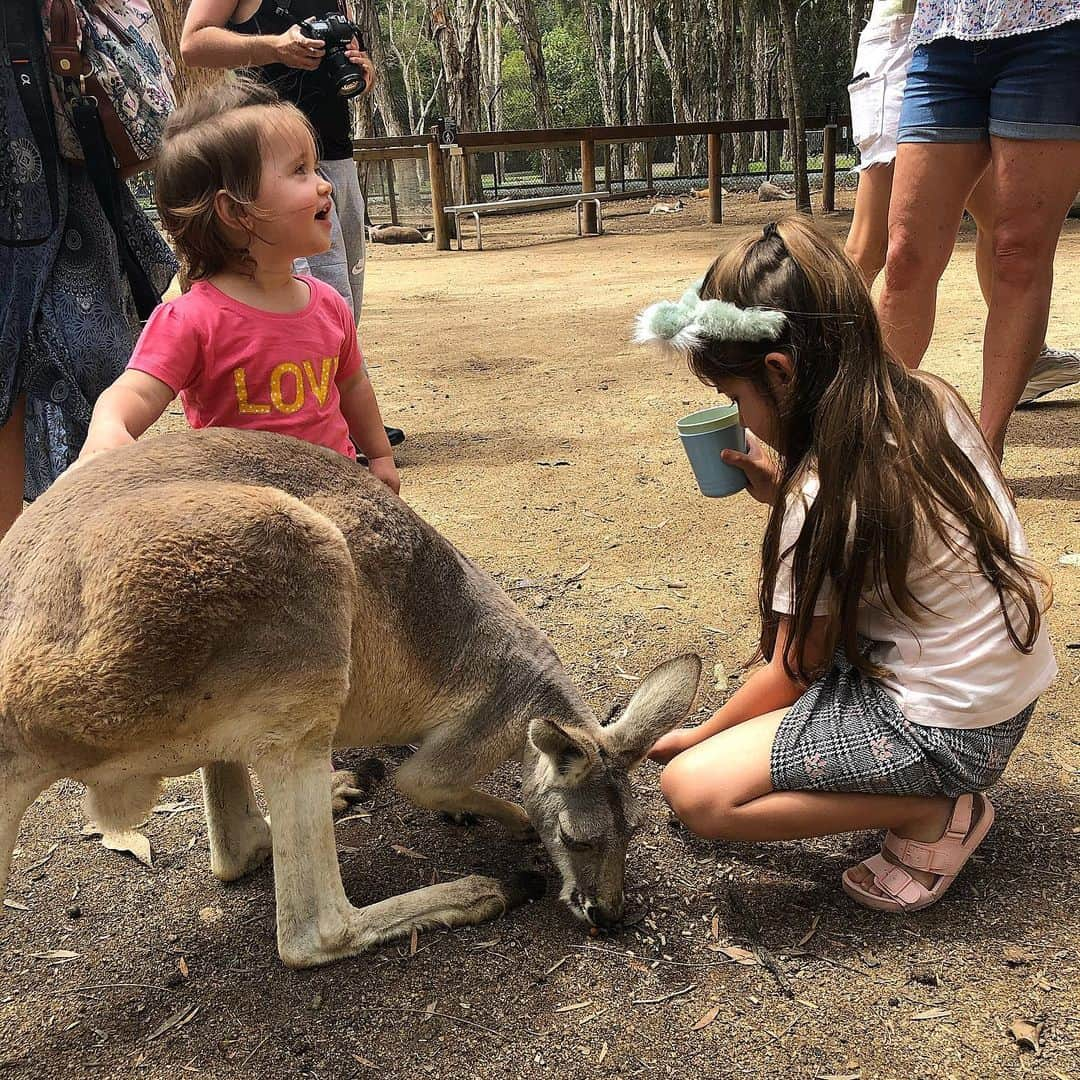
left=521, top=654, right=701, bottom=928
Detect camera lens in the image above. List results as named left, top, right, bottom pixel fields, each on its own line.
left=324, top=48, right=365, bottom=98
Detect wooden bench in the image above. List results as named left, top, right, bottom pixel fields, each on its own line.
left=443, top=191, right=611, bottom=251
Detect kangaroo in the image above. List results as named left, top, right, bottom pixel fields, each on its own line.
left=368, top=224, right=433, bottom=245
left=0, top=429, right=700, bottom=968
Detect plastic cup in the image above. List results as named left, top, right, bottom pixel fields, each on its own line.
left=676, top=404, right=747, bottom=498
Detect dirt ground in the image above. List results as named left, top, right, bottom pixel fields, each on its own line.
left=2, top=193, right=1078, bottom=1080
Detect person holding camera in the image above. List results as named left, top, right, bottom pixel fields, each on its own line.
left=180, top=0, right=404, bottom=447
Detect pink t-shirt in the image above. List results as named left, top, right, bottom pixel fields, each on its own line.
left=128, top=276, right=362, bottom=459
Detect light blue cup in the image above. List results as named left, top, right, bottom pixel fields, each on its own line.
left=677, top=404, right=747, bottom=497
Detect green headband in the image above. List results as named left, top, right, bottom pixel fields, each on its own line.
left=634, top=282, right=787, bottom=353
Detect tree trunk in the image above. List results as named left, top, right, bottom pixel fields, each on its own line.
left=501, top=0, right=561, bottom=182
left=733, top=0, right=752, bottom=173
left=430, top=0, right=485, bottom=200
left=583, top=1, right=620, bottom=127
left=777, top=0, right=810, bottom=211
left=148, top=0, right=224, bottom=104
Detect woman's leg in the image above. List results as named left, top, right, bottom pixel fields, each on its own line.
left=964, top=167, right=996, bottom=308
left=979, top=136, right=1080, bottom=457
left=877, top=142, right=990, bottom=368
left=660, top=709, right=954, bottom=876
left=845, top=163, right=895, bottom=287
left=0, top=396, right=26, bottom=540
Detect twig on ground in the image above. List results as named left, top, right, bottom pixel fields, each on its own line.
left=632, top=983, right=696, bottom=1005
left=59, top=982, right=169, bottom=994
left=238, top=1035, right=270, bottom=1067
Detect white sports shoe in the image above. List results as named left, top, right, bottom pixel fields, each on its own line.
left=1017, top=347, right=1080, bottom=407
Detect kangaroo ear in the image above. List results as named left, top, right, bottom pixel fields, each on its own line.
left=529, top=717, right=600, bottom=787
left=603, top=654, right=701, bottom=769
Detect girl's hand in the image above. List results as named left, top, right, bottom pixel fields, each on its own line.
left=275, top=24, right=324, bottom=70
left=721, top=429, right=779, bottom=504
left=368, top=454, right=400, bottom=495
left=345, top=38, right=376, bottom=96
left=648, top=726, right=701, bottom=765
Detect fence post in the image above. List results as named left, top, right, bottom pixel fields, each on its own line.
left=580, top=138, right=597, bottom=234
left=427, top=135, right=451, bottom=251
left=822, top=123, right=837, bottom=213
left=707, top=133, right=722, bottom=224
left=384, top=159, right=400, bottom=226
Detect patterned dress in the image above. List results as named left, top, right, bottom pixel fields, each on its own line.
left=0, top=1, right=176, bottom=501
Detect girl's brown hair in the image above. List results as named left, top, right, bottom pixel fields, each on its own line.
left=154, top=78, right=316, bottom=280
left=689, top=217, right=1048, bottom=682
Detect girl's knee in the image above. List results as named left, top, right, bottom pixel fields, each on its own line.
left=660, top=760, right=736, bottom=839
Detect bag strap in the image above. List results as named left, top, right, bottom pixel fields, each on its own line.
left=70, top=94, right=161, bottom=319
left=46, top=0, right=86, bottom=81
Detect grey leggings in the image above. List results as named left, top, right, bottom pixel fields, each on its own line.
left=296, top=156, right=366, bottom=324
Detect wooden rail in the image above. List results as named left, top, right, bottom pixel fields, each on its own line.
left=353, top=116, right=848, bottom=251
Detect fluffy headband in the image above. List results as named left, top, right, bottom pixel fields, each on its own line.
left=634, top=282, right=787, bottom=353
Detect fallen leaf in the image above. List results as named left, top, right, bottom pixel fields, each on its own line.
left=421, top=1000, right=437, bottom=1023
left=691, top=1004, right=721, bottom=1031
left=708, top=945, right=758, bottom=965
left=597, top=1042, right=608, bottom=1065
left=31, top=949, right=80, bottom=961
left=1008, top=1018, right=1043, bottom=1053
left=199, top=905, right=223, bottom=926
left=796, top=914, right=821, bottom=947
left=1059, top=553, right=1080, bottom=567
left=391, top=844, right=427, bottom=861
left=815, top=1074, right=861, bottom=1080
left=351, top=1056, right=378, bottom=1069
left=4, top=899, right=30, bottom=911
left=178, top=957, right=189, bottom=978
left=910, top=1008, right=952, bottom=1021
left=83, top=824, right=153, bottom=867
left=712, top=662, right=728, bottom=693
left=147, top=1003, right=200, bottom=1041
left=710, top=914, right=719, bottom=941
left=409, top=928, right=418, bottom=956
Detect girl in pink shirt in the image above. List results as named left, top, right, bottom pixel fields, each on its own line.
left=82, top=80, right=399, bottom=495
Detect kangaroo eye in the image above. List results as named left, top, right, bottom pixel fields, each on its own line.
left=559, top=827, right=594, bottom=852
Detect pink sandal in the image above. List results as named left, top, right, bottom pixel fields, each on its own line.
left=841, top=793, right=995, bottom=913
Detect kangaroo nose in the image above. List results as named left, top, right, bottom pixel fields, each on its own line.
left=587, top=899, right=624, bottom=929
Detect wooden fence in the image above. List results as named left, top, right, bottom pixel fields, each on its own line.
left=354, top=116, right=846, bottom=251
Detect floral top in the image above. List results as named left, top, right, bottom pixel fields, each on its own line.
left=912, top=0, right=1080, bottom=44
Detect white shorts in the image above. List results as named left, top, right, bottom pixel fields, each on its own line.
left=848, top=15, right=915, bottom=171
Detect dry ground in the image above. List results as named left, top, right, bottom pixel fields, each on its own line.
left=1, top=193, right=1078, bottom=1080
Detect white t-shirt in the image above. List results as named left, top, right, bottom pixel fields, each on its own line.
left=911, top=0, right=1080, bottom=46
left=771, top=397, right=1057, bottom=730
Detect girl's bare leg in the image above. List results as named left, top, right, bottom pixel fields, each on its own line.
left=845, top=162, right=895, bottom=287
left=0, top=396, right=26, bottom=540
left=660, top=709, right=955, bottom=894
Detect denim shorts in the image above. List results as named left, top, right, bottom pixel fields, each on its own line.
left=897, top=19, right=1080, bottom=142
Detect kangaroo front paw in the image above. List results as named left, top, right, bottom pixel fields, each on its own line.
left=440, top=810, right=480, bottom=827
left=330, top=769, right=367, bottom=813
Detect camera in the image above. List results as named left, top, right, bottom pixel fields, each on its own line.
left=300, top=13, right=365, bottom=99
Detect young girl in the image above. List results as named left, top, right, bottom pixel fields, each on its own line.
left=639, top=218, right=1056, bottom=912
left=81, top=80, right=399, bottom=494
